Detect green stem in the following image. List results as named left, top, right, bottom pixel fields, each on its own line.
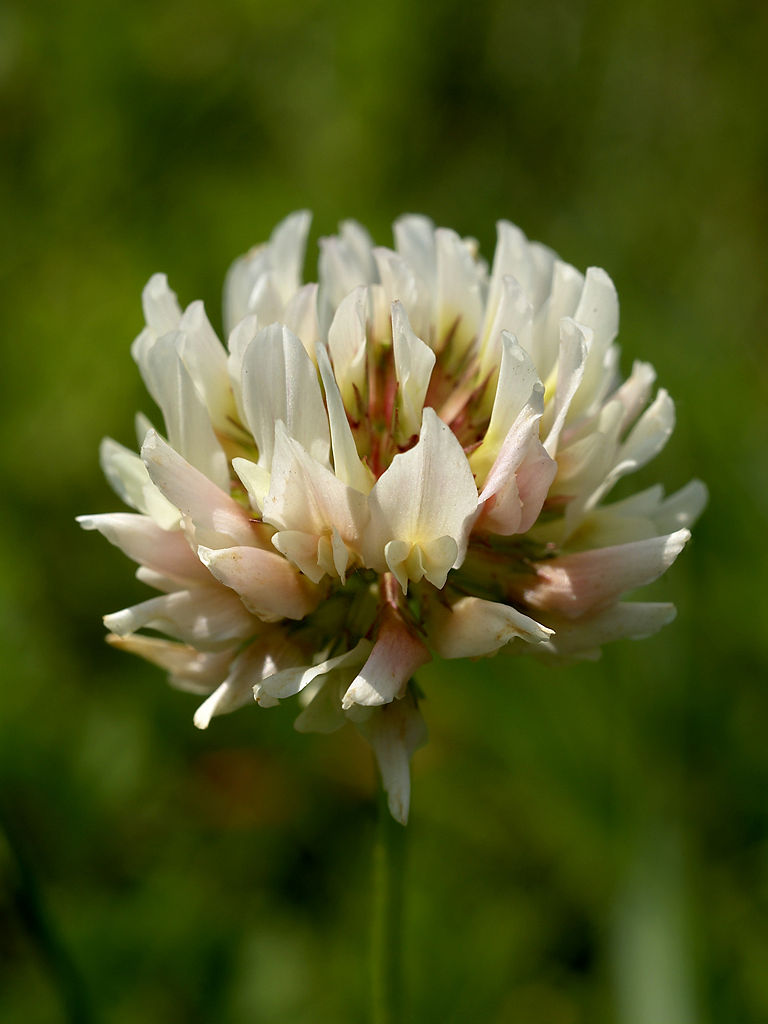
left=371, top=783, right=407, bottom=1024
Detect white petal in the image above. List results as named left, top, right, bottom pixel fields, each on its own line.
left=394, top=214, right=437, bottom=293
left=316, top=345, right=374, bottom=493
left=261, top=640, right=371, bottom=700
left=428, top=595, right=552, bottom=658
left=142, top=332, right=230, bottom=490
left=141, top=273, right=182, bottom=334
left=77, top=512, right=209, bottom=583
left=326, top=286, right=369, bottom=413
left=356, top=695, right=427, bottom=825
left=227, top=313, right=259, bottom=422
left=434, top=227, right=484, bottom=357
left=99, top=437, right=181, bottom=530
left=104, top=585, right=257, bottom=649
left=283, top=283, right=321, bottom=361
left=373, top=247, right=431, bottom=341
left=391, top=301, right=436, bottom=441
left=197, top=545, right=319, bottom=622
left=268, top=209, right=312, bottom=302
left=364, top=408, right=478, bottom=587
left=523, top=529, right=691, bottom=618
left=241, top=323, right=330, bottom=471
left=532, top=260, right=585, bottom=380
left=478, top=275, right=534, bottom=384
left=142, top=430, right=256, bottom=548
left=542, top=318, right=589, bottom=456
left=177, top=300, right=235, bottom=428
left=341, top=609, right=431, bottom=709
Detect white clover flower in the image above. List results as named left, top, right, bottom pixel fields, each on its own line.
left=79, top=212, right=705, bottom=823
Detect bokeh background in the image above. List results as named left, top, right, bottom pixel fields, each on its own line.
left=1, top=0, right=766, bottom=1021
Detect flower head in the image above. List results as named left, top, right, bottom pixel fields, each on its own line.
left=80, top=212, right=705, bottom=823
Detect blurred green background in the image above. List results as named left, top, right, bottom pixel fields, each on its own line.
left=1, top=0, right=766, bottom=1021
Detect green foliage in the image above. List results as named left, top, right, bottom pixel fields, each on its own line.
left=1, top=0, right=767, bottom=1020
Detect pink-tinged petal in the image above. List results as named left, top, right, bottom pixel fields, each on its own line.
left=78, top=512, right=210, bottom=583
left=241, top=323, right=330, bottom=471
left=142, top=431, right=257, bottom=549
left=105, top=633, right=234, bottom=694
left=197, top=545, right=320, bottom=622
left=341, top=609, right=431, bottom=710
left=356, top=694, right=427, bottom=825
left=477, top=395, right=556, bottom=535
left=530, top=603, right=678, bottom=661
left=261, top=641, right=371, bottom=701
left=365, top=408, right=478, bottom=587
left=522, top=529, right=691, bottom=619
left=427, top=596, right=552, bottom=658
left=103, top=585, right=257, bottom=650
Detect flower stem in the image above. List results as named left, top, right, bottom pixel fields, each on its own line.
left=371, top=783, right=407, bottom=1024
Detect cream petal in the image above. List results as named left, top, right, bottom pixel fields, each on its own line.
left=365, top=408, right=478, bottom=585
left=227, top=313, right=259, bottom=422
left=428, top=595, right=552, bottom=658
left=105, top=633, right=234, bottom=694
left=193, top=635, right=296, bottom=728
left=318, top=227, right=376, bottom=325
left=142, top=431, right=256, bottom=548
left=271, top=531, right=326, bottom=584
left=341, top=610, right=431, bottom=709
left=78, top=512, right=209, bottom=583
left=470, top=331, right=543, bottom=484
left=391, top=301, right=436, bottom=442
left=99, top=437, right=181, bottom=530
left=356, top=695, right=427, bottom=825
left=533, top=603, right=678, bottom=660
left=523, top=529, right=691, bottom=618
left=478, top=275, right=534, bottom=384
left=654, top=480, right=708, bottom=533
left=241, top=323, right=330, bottom=471
left=104, top=585, right=257, bottom=649
left=269, top=209, right=312, bottom=303
left=263, top=422, right=369, bottom=550
left=232, top=457, right=271, bottom=515
left=197, top=545, right=319, bottom=622
left=261, top=640, right=371, bottom=700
